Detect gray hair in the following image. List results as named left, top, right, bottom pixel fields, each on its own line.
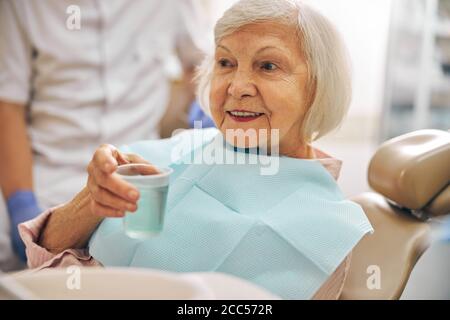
left=196, top=0, right=352, bottom=142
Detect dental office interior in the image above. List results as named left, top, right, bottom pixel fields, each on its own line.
left=0, top=0, right=449, bottom=300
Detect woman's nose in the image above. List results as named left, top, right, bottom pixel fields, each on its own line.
left=227, top=71, right=257, bottom=99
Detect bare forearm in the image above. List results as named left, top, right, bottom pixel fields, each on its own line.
left=38, top=187, right=103, bottom=254
left=0, top=100, right=34, bottom=199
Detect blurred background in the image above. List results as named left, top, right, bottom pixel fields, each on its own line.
left=0, top=0, right=449, bottom=299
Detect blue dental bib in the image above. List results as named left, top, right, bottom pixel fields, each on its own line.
left=89, top=128, right=373, bottom=299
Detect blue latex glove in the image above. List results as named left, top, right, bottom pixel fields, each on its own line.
left=6, top=191, right=42, bottom=261
left=188, top=101, right=215, bottom=128
left=442, top=217, right=450, bottom=242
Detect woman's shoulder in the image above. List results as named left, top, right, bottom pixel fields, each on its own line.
left=311, top=146, right=343, bottom=181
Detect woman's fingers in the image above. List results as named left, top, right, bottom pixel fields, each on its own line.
left=87, top=176, right=137, bottom=212
left=122, top=153, right=160, bottom=175
left=93, top=144, right=129, bottom=175
left=89, top=199, right=125, bottom=218
left=126, top=164, right=161, bottom=176
left=87, top=144, right=161, bottom=219
left=89, top=167, right=139, bottom=203
left=92, top=145, right=152, bottom=174
left=124, top=153, right=150, bottom=164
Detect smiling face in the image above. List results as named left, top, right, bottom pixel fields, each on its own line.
left=210, top=21, right=313, bottom=158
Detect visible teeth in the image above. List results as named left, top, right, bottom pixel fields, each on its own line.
left=229, top=111, right=262, bottom=117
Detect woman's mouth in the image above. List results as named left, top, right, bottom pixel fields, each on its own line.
left=227, top=110, right=264, bottom=122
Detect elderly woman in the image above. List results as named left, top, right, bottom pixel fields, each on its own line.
left=19, top=0, right=372, bottom=299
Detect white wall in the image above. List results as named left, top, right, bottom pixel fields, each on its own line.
left=307, top=0, right=391, bottom=116
left=307, top=0, right=392, bottom=142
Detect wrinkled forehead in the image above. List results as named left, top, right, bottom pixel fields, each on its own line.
left=215, top=21, right=303, bottom=58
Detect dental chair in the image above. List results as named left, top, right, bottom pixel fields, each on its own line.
left=340, top=129, right=450, bottom=300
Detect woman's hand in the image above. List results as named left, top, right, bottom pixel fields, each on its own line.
left=86, top=144, right=159, bottom=218
left=38, top=145, right=161, bottom=253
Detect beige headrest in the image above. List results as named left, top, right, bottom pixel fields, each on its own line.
left=368, top=129, right=450, bottom=217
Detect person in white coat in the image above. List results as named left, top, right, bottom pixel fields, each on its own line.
left=0, top=0, right=209, bottom=268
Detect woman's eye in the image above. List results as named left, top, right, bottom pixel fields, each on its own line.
left=218, top=59, right=233, bottom=68
left=260, top=62, right=278, bottom=71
